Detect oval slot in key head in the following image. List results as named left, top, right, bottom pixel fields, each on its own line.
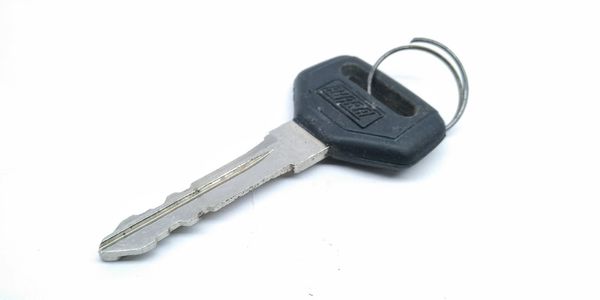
left=293, top=56, right=446, bottom=169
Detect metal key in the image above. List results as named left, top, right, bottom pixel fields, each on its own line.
left=99, top=55, right=449, bottom=261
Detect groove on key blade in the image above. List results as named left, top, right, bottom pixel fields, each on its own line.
left=99, top=149, right=272, bottom=251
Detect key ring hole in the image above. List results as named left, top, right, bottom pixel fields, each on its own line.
left=341, top=63, right=417, bottom=117
left=367, top=38, right=469, bottom=131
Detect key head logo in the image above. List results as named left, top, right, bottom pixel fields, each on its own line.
left=317, top=80, right=383, bottom=128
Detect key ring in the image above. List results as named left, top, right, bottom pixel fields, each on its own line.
left=366, top=37, right=469, bottom=131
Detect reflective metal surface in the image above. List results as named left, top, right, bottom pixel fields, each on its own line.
left=99, top=121, right=328, bottom=261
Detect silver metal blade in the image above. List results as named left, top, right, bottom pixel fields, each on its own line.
left=99, top=121, right=328, bottom=261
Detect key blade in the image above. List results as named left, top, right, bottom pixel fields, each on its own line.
left=99, top=121, right=328, bottom=261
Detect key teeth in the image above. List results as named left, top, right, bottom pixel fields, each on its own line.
left=113, top=191, right=183, bottom=232
left=165, top=191, right=183, bottom=204
left=168, top=215, right=200, bottom=232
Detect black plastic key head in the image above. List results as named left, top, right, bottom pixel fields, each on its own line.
left=293, top=56, right=446, bottom=169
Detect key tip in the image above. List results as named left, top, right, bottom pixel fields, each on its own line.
left=98, top=233, right=158, bottom=262
left=99, top=251, right=121, bottom=262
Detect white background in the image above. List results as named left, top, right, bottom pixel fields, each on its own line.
left=1, top=0, right=599, bottom=299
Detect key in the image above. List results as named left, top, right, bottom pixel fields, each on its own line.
left=99, top=56, right=447, bottom=261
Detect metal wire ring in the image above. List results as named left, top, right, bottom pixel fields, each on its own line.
left=366, top=38, right=469, bottom=131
